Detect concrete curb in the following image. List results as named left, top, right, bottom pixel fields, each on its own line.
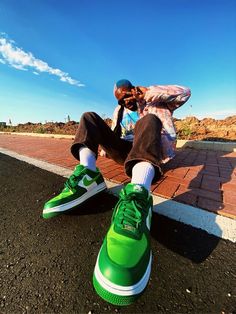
left=1, top=131, right=235, bottom=152
left=0, top=147, right=235, bottom=242
left=176, top=139, right=236, bottom=152
left=0, top=131, right=74, bottom=140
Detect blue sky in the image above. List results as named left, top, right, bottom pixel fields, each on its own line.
left=0, top=0, right=236, bottom=125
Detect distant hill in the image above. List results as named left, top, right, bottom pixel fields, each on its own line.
left=1, top=116, right=236, bottom=142
left=174, top=115, right=236, bottom=141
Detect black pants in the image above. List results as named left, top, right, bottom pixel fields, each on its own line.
left=71, top=112, right=163, bottom=183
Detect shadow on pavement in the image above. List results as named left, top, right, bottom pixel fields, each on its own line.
left=64, top=190, right=116, bottom=216
left=151, top=149, right=235, bottom=263
left=151, top=213, right=220, bottom=263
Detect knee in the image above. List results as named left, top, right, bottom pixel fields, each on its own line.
left=136, top=113, right=162, bottom=129
left=80, top=111, right=100, bottom=122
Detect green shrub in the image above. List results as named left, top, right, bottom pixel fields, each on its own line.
left=34, top=127, right=46, bottom=134
left=177, top=124, right=193, bottom=139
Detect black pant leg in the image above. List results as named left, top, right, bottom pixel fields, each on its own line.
left=71, top=112, right=132, bottom=165
left=124, top=114, right=163, bottom=182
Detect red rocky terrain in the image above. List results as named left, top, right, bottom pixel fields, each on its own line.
left=1, top=116, right=236, bottom=142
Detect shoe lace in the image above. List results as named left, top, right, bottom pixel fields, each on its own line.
left=114, top=191, right=147, bottom=231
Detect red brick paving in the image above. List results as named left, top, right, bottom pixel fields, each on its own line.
left=0, top=133, right=235, bottom=219
left=153, top=178, right=180, bottom=198
left=201, top=175, right=221, bottom=192
left=174, top=186, right=198, bottom=207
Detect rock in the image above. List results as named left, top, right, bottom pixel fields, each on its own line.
left=197, top=126, right=208, bottom=135
left=3, top=115, right=236, bottom=142
left=184, top=116, right=200, bottom=125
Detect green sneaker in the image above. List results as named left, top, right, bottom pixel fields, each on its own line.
left=93, top=183, right=153, bottom=306
left=42, top=164, right=106, bottom=219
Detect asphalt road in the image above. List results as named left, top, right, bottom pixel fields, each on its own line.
left=0, top=153, right=235, bottom=314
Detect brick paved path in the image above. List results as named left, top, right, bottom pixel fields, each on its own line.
left=0, top=134, right=235, bottom=219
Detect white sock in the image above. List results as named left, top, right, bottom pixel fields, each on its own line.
left=79, top=147, right=97, bottom=172
left=131, top=162, right=155, bottom=191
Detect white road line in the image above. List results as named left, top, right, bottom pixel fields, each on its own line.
left=0, top=147, right=235, bottom=242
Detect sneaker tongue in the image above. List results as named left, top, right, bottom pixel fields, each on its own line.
left=125, top=183, right=148, bottom=197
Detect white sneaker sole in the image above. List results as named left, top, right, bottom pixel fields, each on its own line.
left=94, top=250, right=152, bottom=297
left=43, top=182, right=107, bottom=214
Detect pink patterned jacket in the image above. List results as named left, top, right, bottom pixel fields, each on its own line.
left=112, top=85, right=191, bottom=164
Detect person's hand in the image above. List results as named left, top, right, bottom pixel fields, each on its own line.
left=132, top=87, right=145, bottom=101
left=100, top=149, right=107, bottom=157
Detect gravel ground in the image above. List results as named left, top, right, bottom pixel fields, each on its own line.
left=0, top=153, right=235, bottom=314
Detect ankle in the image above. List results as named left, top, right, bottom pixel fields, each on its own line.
left=79, top=147, right=97, bottom=172
left=131, top=162, right=155, bottom=191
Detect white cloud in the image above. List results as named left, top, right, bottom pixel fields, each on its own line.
left=0, top=34, right=85, bottom=88
left=11, top=64, right=28, bottom=71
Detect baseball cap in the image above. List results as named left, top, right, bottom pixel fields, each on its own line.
left=113, top=79, right=134, bottom=100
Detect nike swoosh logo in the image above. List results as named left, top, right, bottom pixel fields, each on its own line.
left=83, top=174, right=100, bottom=187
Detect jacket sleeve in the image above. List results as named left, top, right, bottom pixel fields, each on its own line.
left=144, top=85, right=191, bottom=112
